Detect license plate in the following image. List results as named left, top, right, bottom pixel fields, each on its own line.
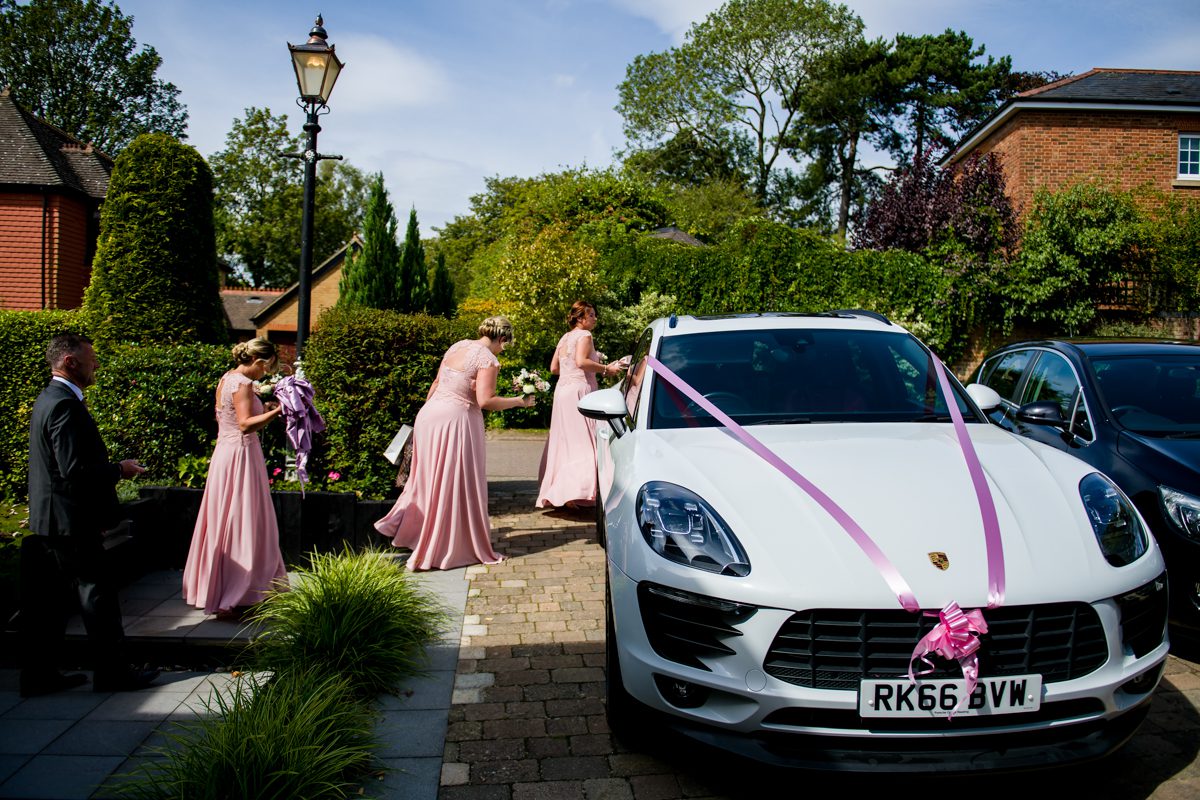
left=859, top=675, right=1042, bottom=718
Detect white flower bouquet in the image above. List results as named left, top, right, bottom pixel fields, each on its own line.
left=511, top=368, right=551, bottom=396
left=254, top=373, right=282, bottom=399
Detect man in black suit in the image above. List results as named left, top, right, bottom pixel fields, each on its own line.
left=20, top=333, right=159, bottom=696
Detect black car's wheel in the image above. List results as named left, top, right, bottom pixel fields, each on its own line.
left=605, top=577, right=650, bottom=743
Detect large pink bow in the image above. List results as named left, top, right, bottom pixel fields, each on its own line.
left=908, top=602, right=988, bottom=716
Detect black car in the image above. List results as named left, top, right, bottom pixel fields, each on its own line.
left=970, top=339, right=1200, bottom=634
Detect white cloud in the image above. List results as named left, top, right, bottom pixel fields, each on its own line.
left=329, top=34, right=451, bottom=111
left=609, top=0, right=723, bottom=42
left=554, top=74, right=577, bottom=88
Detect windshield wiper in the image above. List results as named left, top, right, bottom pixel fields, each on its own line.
left=911, top=413, right=954, bottom=422
left=1162, top=430, right=1200, bottom=439
left=762, top=416, right=812, bottom=425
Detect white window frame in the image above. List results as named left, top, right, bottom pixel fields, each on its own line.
left=1179, top=133, right=1200, bottom=180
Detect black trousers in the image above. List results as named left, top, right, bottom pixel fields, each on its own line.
left=18, top=534, right=125, bottom=679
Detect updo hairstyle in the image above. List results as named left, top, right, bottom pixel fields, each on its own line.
left=478, top=316, right=514, bottom=343
left=566, top=300, right=595, bottom=330
left=232, top=337, right=277, bottom=366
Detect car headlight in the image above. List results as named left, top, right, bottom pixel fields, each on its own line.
left=636, top=481, right=750, bottom=576
left=1080, top=473, right=1148, bottom=567
left=1159, top=485, right=1200, bottom=540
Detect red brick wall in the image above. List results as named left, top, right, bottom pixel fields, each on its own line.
left=976, top=109, right=1200, bottom=217
left=0, top=191, right=95, bottom=310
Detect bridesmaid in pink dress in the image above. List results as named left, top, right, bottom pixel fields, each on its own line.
left=183, top=338, right=288, bottom=619
left=537, top=301, right=622, bottom=509
left=375, top=316, right=536, bottom=571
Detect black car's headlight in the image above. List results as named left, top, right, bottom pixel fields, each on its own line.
left=1159, top=485, right=1200, bottom=540
left=636, top=481, right=750, bottom=576
left=1080, top=473, right=1149, bottom=566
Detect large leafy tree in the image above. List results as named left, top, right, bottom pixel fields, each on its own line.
left=616, top=0, right=861, bottom=210
left=84, top=133, right=225, bottom=344
left=0, top=0, right=187, bottom=153
left=880, top=30, right=1012, bottom=163
left=210, top=107, right=367, bottom=288
left=339, top=173, right=400, bottom=310
left=789, top=36, right=893, bottom=235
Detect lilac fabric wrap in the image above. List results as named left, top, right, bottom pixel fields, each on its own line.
left=273, top=375, right=326, bottom=494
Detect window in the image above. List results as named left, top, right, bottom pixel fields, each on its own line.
left=1180, top=134, right=1200, bottom=179
left=623, top=328, right=654, bottom=421
left=982, top=350, right=1033, bottom=403
left=1021, top=352, right=1087, bottom=437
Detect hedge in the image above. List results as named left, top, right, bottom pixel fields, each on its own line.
left=0, top=310, right=88, bottom=500
left=303, top=306, right=475, bottom=497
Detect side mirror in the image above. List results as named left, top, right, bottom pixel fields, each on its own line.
left=965, top=383, right=1003, bottom=412
left=578, top=387, right=629, bottom=437
left=1016, top=401, right=1066, bottom=428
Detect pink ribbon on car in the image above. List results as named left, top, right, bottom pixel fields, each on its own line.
left=646, top=352, right=1005, bottom=707
left=908, top=602, right=989, bottom=716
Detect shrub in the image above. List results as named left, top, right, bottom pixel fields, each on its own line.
left=303, top=306, right=472, bottom=498
left=0, top=310, right=86, bottom=500
left=84, top=133, right=227, bottom=345
left=249, top=548, right=450, bottom=699
left=114, top=670, right=375, bottom=800
left=89, top=343, right=230, bottom=485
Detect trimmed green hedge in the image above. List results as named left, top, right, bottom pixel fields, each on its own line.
left=0, top=310, right=87, bottom=500
left=303, top=306, right=475, bottom=497
left=0, top=310, right=230, bottom=501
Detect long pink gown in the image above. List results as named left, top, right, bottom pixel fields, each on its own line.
left=183, top=371, right=287, bottom=614
left=536, top=328, right=600, bottom=508
left=374, top=340, right=504, bottom=570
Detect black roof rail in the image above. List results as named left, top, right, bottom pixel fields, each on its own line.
left=831, top=308, right=892, bottom=326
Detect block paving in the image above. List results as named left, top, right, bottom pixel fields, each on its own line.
left=444, top=486, right=1200, bottom=800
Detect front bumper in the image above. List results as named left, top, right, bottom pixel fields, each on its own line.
left=607, top=563, right=1168, bottom=772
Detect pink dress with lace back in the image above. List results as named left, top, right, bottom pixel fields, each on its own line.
left=374, top=340, right=504, bottom=570
left=183, top=371, right=287, bottom=614
left=536, top=328, right=600, bottom=508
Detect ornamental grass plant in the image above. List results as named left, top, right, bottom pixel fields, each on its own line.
left=115, top=670, right=376, bottom=800
left=249, top=548, right=450, bottom=698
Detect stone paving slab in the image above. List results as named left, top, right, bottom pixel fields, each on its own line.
left=444, top=488, right=1200, bottom=800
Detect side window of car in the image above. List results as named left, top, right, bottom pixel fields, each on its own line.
left=1071, top=394, right=1093, bottom=440
left=982, top=350, right=1032, bottom=402
left=623, top=329, right=654, bottom=422
left=1020, top=352, right=1080, bottom=421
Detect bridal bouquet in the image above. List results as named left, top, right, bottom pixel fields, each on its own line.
left=254, top=373, right=282, bottom=399
left=512, top=368, right=551, bottom=396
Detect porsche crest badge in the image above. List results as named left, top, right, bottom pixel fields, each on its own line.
left=928, top=552, right=950, bottom=571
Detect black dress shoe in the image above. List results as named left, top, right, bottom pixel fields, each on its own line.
left=19, top=671, right=89, bottom=698
left=93, top=667, right=160, bottom=693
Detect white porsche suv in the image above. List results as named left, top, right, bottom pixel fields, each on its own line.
left=579, top=312, right=1168, bottom=772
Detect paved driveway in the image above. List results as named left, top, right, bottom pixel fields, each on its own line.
left=444, top=484, right=1200, bottom=800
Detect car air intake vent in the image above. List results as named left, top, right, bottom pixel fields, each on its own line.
left=637, top=582, right=757, bottom=671
left=764, top=603, right=1107, bottom=691
left=1115, top=574, right=1168, bottom=658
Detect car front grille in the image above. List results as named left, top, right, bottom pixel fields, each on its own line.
left=1114, top=574, right=1168, bottom=657
left=637, top=582, right=757, bottom=671
left=764, top=603, right=1108, bottom=691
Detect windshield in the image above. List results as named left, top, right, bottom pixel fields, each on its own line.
left=648, top=328, right=979, bottom=430
left=1092, top=355, right=1200, bottom=436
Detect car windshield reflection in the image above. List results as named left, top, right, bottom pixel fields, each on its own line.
left=1093, top=356, right=1200, bottom=436
left=648, top=328, right=979, bottom=430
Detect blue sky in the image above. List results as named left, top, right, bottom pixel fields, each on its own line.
left=114, top=0, right=1198, bottom=233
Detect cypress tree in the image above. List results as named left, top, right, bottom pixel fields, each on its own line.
left=83, top=133, right=226, bottom=344
left=339, top=173, right=400, bottom=309
left=429, top=252, right=456, bottom=317
left=398, top=207, right=429, bottom=312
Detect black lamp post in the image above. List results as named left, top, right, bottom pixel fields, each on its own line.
left=287, top=15, right=344, bottom=370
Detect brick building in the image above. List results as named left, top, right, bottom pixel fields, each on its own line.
left=0, top=88, right=112, bottom=311
left=249, top=234, right=363, bottom=359
left=943, top=68, right=1200, bottom=215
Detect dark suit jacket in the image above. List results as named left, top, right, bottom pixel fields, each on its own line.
left=28, top=380, right=122, bottom=542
